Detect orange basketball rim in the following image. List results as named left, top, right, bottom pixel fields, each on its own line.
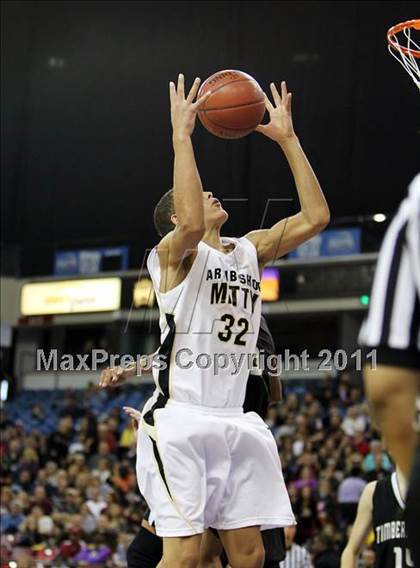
left=387, top=19, right=420, bottom=90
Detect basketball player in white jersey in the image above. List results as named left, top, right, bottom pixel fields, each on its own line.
left=138, top=73, right=330, bottom=568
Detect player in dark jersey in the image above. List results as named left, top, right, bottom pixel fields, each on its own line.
left=341, top=468, right=412, bottom=568
left=102, top=315, right=287, bottom=568
left=243, top=314, right=282, bottom=419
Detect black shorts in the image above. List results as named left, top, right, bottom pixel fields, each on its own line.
left=210, top=526, right=286, bottom=566
left=126, top=525, right=162, bottom=568
left=261, top=528, right=286, bottom=564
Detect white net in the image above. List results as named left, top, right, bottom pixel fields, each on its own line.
left=388, top=22, right=420, bottom=90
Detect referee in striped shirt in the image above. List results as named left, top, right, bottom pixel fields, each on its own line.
left=280, top=527, right=313, bottom=568
left=359, top=174, right=420, bottom=567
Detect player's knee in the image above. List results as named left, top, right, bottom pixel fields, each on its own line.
left=166, top=548, right=200, bottom=568
left=179, top=550, right=200, bottom=568
left=229, top=543, right=265, bottom=568
left=199, top=550, right=222, bottom=566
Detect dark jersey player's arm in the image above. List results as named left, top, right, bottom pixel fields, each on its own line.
left=341, top=482, right=376, bottom=568
left=245, top=81, right=330, bottom=265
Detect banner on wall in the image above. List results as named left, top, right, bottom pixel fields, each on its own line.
left=21, top=278, right=122, bottom=315
left=54, top=247, right=129, bottom=276
left=289, top=228, right=361, bottom=259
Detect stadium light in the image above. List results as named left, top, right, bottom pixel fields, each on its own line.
left=373, top=213, right=387, bottom=223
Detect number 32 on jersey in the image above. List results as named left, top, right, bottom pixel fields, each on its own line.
left=218, top=314, right=249, bottom=346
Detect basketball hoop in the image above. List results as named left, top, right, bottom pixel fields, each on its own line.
left=387, top=19, right=420, bottom=90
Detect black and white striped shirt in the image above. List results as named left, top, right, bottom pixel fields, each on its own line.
left=280, top=543, right=313, bottom=568
left=359, top=174, right=420, bottom=369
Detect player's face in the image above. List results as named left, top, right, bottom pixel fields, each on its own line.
left=202, top=191, right=228, bottom=227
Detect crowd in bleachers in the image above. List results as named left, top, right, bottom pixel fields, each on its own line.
left=0, top=374, right=390, bottom=566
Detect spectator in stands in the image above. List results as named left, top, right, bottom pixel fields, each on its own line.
left=45, top=461, right=59, bottom=487
left=58, top=526, right=83, bottom=562
left=92, top=457, right=112, bottom=484
left=47, top=418, right=73, bottom=465
left=362, top=440, right=392, bottom=474
left=277, top=412, right=296, bottom=439
left=85, top=484, right=107, bottom=518
left=88, top=440, right=116, bottom=469
left=13, top=468, right=33, bottom=493
left=119, top=420, right=137, bottom=453
left=80, top=502, right=97, bottom=533
left=316, top=478, right=336, bottom=523
left=341, top=405, right=367, bottom=437
left=364, top=453, right=390, bottom=482
left=351, top=431, right=370, bottom=456
left=292, top=466, right=318, bottom=491
left=19, top=512, right=43, bottom=546
left=337, top=372, right=352, bottom=406
left=98, top=421, right=118, bottom=453
left=0, top=379, right=391, bottom=564
left=30, top=485, right=53, bottom=515
left=311, top=532, right=340, bottom=568
left=337, top=459, right=366, bottom=525
left=295, top=486, right=318, bottom=544
left=112, top=462, right=137, bottom=494
left=1, top=500, right=24, bottom=534
left=78, top=411, right=99, bottom=452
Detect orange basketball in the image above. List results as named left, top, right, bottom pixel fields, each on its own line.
left=198, top=70, right=265, bottom=139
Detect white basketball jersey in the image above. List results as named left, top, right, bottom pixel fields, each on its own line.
left=147, top=236, right=262, bottom=408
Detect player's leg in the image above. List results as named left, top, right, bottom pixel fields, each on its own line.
left=364, top=365, right=418, bottom=479
left=213, top=413, right=293, bottom=568
left=198, top=529, right=223, bottom=568
left=136, top=407, right=210, bottom=568
left=218, top=526, right=264, bottom=568
left=127, top=519, right=163, bottom=568
left=158, top=534, right=202, bottom=568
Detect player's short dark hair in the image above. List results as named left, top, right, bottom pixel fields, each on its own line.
left=153, top=189, right=175, bottom=237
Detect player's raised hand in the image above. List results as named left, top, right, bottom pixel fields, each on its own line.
left=169, top=73, right=211, bottom=141
left=255, top=81, right=295, bottom=143
left=99, top=365, right=135, bottom=388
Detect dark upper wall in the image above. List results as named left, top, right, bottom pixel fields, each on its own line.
left=2, top=1, right=419, bottom=276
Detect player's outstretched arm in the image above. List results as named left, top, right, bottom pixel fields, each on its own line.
left=340, top=481, right=376, bottom=568
left=246, top=81, right=330, bottom=266
left=159, top=74, right=210, bottom=270
left=99, top=354, right=153, bottom=388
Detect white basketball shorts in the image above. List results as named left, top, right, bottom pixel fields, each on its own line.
left=136, top=398, right=295, bottom=537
